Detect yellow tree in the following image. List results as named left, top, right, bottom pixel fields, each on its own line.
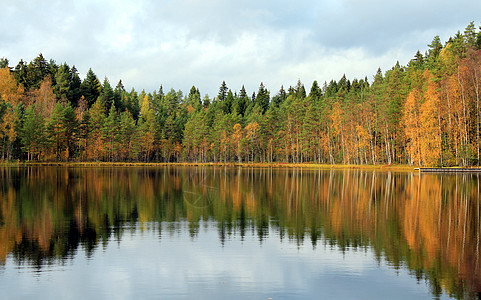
left=245, top=122, right=259, bottom=162
left=330, top=102, right=345, bottom=163
left=403, top=89, right=422, bottom=165
left=33, top=76, right=56, bottom=119
left=446, top=74, right=467, bottom=165
left=0, top=67, right=24, bottom=107
left=140, top=94, right=150, bottom=118
left=232, top=123, right=243, bottom=163
left=356, top=125, right=370, bottom=165
left=420, top=79, right=441, bottom=166
left=0, top=106, right=19, bottom=160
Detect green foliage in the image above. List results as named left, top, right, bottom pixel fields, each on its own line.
left=255, top=82, right=269, bottom=113
left=99, top=77, right=115, bottom=110
left=0, top=57, right=8, bottom=69
left=1, top=22, right=481, bottom=165
left=102, top=104, right=119, bottom=161
left=54, top=63, right=71, bottom=101
left=21, top=104, right=45, bottom=160
left=80, top=68, right=102, bottom=106
left=47, top=102, right=66, bottom=161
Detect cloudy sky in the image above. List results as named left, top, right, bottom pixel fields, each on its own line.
left=1, top=0, right=480, bottom=97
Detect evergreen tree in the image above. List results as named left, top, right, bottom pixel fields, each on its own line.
left=223, top=89, right=234, bottom=114
left=13, top=60, right=28, bottom=89
left=0, top=58, right=8, bottom=69
left=102, top=104, right=119, bottom=161
left=309, top=81, right=321, bottom=101
left=186, top=85, right=202, bottom=110
left=113, top=80, right=125, bottom=111
left=118, top=110, right=136, bottom=160
left=47, top=102, right=66, bottom=161
left=21, top=104, right=46, bottom=161
left=126, top=88, right=140, bottom=119
left=62, top=103, right=79, bottom=161
left=54, top=63, right=71, bottom=102
left=80, top=68, right=102, bottom=106
left=87, top=99, right=106, bottom=160
left=218, top=81, right=228, bottom=101
left=69, top=66, right=82, bottom=106
left=272, top=86, right=286, bottom=108
left=26, top=53, right=49, bottom=90
left=255, top=82, right=270, bottom=113
left=99, top=77, right=115, bottom=110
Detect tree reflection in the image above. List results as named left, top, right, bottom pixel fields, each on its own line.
left=0, top=166, right=480, bottom=298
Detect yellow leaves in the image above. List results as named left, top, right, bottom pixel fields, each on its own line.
left=439, top=42, right=452, bottom=62
left=330, top=102, right=344, bottom=137
left=403, top=89, right=422, bottom=166
left=0, top=67, right=24, bottom=106
left=0, top=106, right=19, bottom=142
left=232, top=123, right=243, bottom=161
left=403, top=73, right=441, bottom=166
left=140, top=94, right=150, bottom=118
left=232, top=123, right=243, bottom=142
left=356, top=125, right=369, bottom=151
left=75, top=96, right=88, bottom=120
left=420, top=77, right=441, bottom=167
left=33, top=76, right=56, bottom=118
left=186, top=104, right=195, bottom=114
left=420, top=96, right=441, bottom=166
left=245, top=122, right=259, bottom=141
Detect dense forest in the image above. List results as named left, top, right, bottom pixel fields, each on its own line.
left=1, top=22, right=481, bottom=166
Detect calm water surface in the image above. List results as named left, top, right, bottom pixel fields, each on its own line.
left=0, top=166, right=480, bottom=299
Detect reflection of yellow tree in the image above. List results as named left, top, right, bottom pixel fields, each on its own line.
left=0, top=167, right=480, bottom=298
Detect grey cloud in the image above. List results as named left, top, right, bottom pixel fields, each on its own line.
left=310, top=0, right=480, bottom=53
left=1, top=0, right=481, bottom=97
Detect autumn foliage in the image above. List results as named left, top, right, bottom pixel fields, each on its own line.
left=1, top=23, right=481, bottom=166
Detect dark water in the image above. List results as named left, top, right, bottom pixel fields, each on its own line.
left=0, top=166, right=480, bottom=299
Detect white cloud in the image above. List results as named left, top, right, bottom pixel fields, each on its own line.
left=1, top=0, right=480, bottom=96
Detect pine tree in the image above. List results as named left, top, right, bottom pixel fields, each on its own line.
left=69, top=66, right=82, bottom=106
left=80, top=68, right=101, bottom=106
left=102, top=104, right=119, bottom=161
left=47, top=102, right=66, bottom=161
left=26, top=53, right=49, bottom=90
left=87, top=99, right=106, bottom=160
left=21, top=105, right=45, bottom=161
left=62, top=103, right=79, bottom=161
left=255, top=82, right=269, bottom=114
left=54, top=63, right=71, bottom=102
left=100, top=77, right=115, bottom=110
left=218, top=81, right=228, bottom=101
left=113, top=80, right=125, bottom=111
left=118, top=110, right=136, bottom=160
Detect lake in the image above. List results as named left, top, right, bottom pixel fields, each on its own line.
left=0, top=166, right=479, bottom=299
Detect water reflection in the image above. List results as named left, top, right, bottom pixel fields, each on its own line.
left=0, top=166, right=480, bottom=299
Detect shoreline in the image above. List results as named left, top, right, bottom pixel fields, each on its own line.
left=0, top=161, right=415, bottom=171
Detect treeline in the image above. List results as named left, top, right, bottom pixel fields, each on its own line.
left=1, top=22, right=481, bottom=166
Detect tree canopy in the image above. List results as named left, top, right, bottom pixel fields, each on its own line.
left=1, top=23, right=481, bottom=166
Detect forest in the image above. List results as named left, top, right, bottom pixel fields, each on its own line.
left=1, top=22, right=481, bottom=166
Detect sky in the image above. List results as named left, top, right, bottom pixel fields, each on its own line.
left=1, top=0, right=480, bottom=97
